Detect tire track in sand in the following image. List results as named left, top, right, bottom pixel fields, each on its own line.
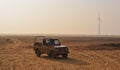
left=1, top=38, right=22, bottom=54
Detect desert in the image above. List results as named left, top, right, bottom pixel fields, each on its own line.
left=0, top=35, right=120, bottom=70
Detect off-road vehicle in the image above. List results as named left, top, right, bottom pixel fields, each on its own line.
left=33, top=36, right=69, bottom=58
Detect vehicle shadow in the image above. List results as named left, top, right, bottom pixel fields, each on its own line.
left=41, top=56, right=90, bottom=66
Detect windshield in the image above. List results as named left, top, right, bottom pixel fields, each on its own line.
left=46, top=39, right=61, bottom=45
left=54, top=40, right=60, bottom=45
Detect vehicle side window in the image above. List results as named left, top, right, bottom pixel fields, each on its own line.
left=43, top=40, right=46, bottom=45
left=43, top=39, right=49, bottom=46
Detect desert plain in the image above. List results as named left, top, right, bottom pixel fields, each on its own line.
left=0, top=35, right=120, bottom=70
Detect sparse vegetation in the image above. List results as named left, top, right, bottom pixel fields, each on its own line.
left=0, top=36, right=120, bottom=70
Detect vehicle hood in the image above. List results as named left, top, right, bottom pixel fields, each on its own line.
left=54, top=45, right=67, bottom=48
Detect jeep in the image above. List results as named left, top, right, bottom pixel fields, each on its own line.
left=33, top=36, right=69, bottom=58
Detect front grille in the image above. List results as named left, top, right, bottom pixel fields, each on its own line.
left=56, top=47, right=68, bottom=52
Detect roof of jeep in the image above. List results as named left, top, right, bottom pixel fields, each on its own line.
left=43, top=38, right=59, bottom=40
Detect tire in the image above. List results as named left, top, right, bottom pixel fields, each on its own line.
left=62, top=54, right=68, bottom=58
left=48, top=51, right=56, bottom=58
left=35, top=49, right=41, bottom=57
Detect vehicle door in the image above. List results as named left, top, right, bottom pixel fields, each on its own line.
left=43, top=39, right=52, bottom=53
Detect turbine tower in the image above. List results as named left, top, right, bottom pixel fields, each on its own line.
left=98, top=13, right=101, bottom=36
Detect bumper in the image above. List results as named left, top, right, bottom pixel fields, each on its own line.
left=55, top=51, right=69, bottom=55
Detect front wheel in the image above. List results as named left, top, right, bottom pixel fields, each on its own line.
left=62, top=54, right=68, bottom=58
left=48, top=51, right=56, bottom=58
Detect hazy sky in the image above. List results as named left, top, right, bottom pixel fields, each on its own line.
left=0, top=0, right=120, bottom=35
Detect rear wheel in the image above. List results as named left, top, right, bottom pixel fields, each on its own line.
left=35, top=49, right=41, bottom=57
left=62, top=54, right=68, bottom=58
left=48, top=51, right=56, bottom=58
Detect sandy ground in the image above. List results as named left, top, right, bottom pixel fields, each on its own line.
left=0, top=36, right=120, bottom=70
